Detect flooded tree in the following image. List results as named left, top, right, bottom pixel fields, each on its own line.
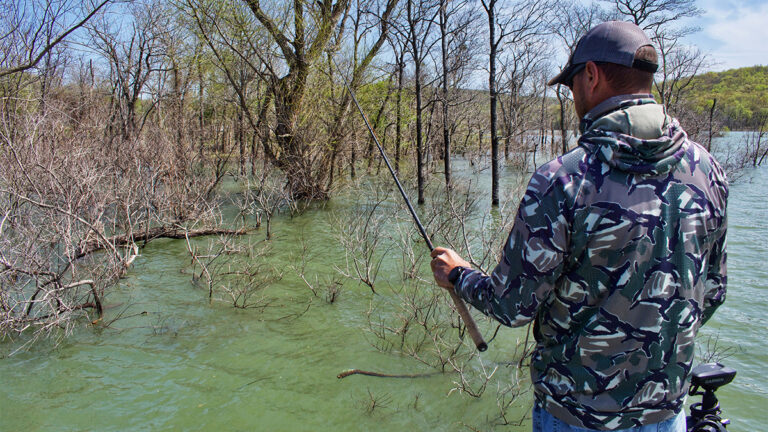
left=323, top=0, right=399, bottom=188
left=184, top=0, right=398, bottom=200
left=482, top=0, right=550, bottom=205
left=393, top=0, right=440, bottom=205
left=242, top=0, right=349, bottom=200
left=437, top=0, right=479, bottom=188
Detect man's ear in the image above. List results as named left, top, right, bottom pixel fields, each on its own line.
left=583, top=61, right=601, bottom=95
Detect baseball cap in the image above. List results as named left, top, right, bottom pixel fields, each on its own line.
left=548, top=21, right=658, bottom=87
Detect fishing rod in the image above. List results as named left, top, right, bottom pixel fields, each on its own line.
left=332, top=57, right=487, bottom=352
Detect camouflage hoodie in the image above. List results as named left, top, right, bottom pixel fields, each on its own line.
left=454, top=95, right=728, bottom=430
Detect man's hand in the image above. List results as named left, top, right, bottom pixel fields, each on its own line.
left=430, top=247, right=472, bottom=290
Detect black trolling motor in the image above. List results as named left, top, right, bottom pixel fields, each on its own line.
left=687, top=362, right=737, bottom=432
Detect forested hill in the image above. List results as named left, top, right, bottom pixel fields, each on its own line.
left=688, top=66, right=768, bottom=129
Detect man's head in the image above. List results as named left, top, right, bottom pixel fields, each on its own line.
left=549, top=21, right=658, bottom=118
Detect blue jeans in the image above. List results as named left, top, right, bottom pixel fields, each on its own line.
left=532, top=404, right=686, bottom=432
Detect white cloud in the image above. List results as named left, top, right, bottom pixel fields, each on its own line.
left=692, top=0, right=768, bottom=70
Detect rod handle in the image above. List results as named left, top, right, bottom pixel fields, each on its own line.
left=448, top=289, right=487, bottom=351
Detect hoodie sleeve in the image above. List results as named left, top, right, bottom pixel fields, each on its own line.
left=701, top=161, right=728, bottom=325
left=701, top=223, right=726, bottom=325
left=454, top=159, right=575, bottom=327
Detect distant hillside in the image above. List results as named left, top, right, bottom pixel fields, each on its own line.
left=687, top=66, right=768, bottom=129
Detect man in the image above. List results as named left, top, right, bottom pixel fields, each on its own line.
left=431, top=21, right=727, bottom=432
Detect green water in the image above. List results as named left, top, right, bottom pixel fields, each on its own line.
left=1, top=135, right=766, bottom=431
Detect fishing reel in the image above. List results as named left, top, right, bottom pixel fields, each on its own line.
left=686, top=362, right=736, bottom=432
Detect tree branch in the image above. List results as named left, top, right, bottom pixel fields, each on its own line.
left=0, top=0, right=112, bottom=79
left=244, top=0, right=298, bottom=67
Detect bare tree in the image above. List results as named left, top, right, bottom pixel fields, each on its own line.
left=549, top=1, right=605, bottom=154
left=482, top=0, right=550, bottom=205
left=185, top=233, right=280, bottom=308
left=603, top=0, right=708, bottom=115
left=439, top=0, right=452, bottom=187
left=497, top=39, right=549, bottom=169
left=88, top=1, right=167, bottom=143
left=482, top=0, right=501, bottom=206
left=336, top=179, right=533, bottom=426
left=332, top=183, right=393, bottom=293
left=394, top=0, right=440, bottom=205
left=248, top=169, right=295, bottom=240
left=606, top=0, right=701, bottom=37
left=716, top=114, right=768, bottom=176
left=181, top=0, right=275, bottom=179
left=322, top=0, right=399, bottom=189
left=290, top=236, right=344, bottom=303
left=241, top=0, right=351, bottom=200
left=436, top=0, right=478, bottom=188
left=0, top=0, right=111, bottom=79
left=0, top=0, right=243, bottom=347
left=387, top=32, right=408, bottom=174
left=744, top=115, right=768, bottom=167
left=653, top=32, right=707, bottom=113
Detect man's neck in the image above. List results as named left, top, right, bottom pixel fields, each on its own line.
left=580, top=93, right=655, bottom=134
left=584, top=93, right=655, bottom=121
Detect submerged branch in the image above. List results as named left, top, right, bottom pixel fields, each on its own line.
left=337, top=369, right=439, bottom=379
left=77, top=226, right=255, bottom=259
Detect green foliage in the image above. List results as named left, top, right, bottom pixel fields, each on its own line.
left=687, top=66, right=768, bottom=129
left=357, top=78, right=416, bottom=129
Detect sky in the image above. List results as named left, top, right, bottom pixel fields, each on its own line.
left=682, top=0, right=768, bottom=71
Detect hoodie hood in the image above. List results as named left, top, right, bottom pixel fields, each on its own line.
left=578, top=96, right=687, bottom=175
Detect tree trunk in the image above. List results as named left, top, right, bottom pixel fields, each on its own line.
left=557, top=84, right=568, bottom=154
left=198, top=55, right=205, bottom=159
left=536, top=85, right=547, bottom=170
left=238, top=104, right=245, bottom=176
left=707, top=98, right=717, bottom=152
left=415, top=60, right=425, bottom=205
left=488, top=0, right=499, bottom=206
left=77, top=226, right=253, bottom=259
left=395, top=58, right=404, bottom=174
left=366, top=77, right=394, bottom=172
left=350, top=128, right=357, bottom=179
left=440, top=1, right=451, bottom=188
left=244, top=0, right=351, bottom=200
left=407, top=0, right=426, bottom=205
